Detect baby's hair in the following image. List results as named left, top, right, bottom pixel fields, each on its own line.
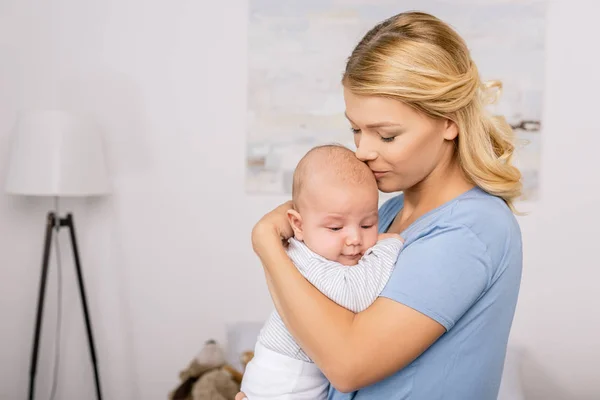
left=292, top=144, right=376, bottom=209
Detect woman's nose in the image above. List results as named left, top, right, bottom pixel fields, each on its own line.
left=355, top=135, right=378, bottom=162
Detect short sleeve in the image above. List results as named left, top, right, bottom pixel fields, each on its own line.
left=379, top=224, right=492, bottom=331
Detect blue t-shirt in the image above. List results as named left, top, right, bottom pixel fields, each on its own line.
left=328, top=187, right=523, bottom=400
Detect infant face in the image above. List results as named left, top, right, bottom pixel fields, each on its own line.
left=291, top=182, right=379, bottom=266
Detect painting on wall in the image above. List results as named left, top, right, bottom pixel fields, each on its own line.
left=246, top=0, right=547, bottom=202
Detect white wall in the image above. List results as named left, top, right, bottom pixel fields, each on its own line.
left=0, top=0, right=598, bottom=399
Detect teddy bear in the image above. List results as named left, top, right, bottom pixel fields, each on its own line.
left=169, top=339, right=254, bottom=400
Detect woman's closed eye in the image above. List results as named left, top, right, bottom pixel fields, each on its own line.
left=350, top=126, right=396, bottom=142
left=378, top=130, right=403, bottom=142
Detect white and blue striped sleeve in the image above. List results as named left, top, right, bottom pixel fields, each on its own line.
left=287, top=238, right=403, bottom=313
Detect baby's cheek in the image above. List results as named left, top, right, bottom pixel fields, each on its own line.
left=364, top=230, right=380, bottom=249
left=306, top=231, right=342, bottom=260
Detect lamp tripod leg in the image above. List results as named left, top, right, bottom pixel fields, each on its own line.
left=64, top=213, right=103, bottom=400
left=28, top=213, right=56, bottom=400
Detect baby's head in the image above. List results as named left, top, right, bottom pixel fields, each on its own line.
left=288, top=144, right=379, bottom=266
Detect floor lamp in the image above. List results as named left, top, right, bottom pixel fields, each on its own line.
left=5, top=110, right=110, bottom=400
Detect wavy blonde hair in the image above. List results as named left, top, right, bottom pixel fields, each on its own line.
left=343, top=11, right=522, bottom=213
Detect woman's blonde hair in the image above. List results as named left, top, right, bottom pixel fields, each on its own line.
left=343, top=11, right=522, bottom=213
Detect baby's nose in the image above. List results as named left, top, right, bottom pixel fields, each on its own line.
left=345, top=232, right=361, bottom=246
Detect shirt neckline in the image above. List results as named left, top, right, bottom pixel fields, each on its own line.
left=382, top=186, right=482, bottom=235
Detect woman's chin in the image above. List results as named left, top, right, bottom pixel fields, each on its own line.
left=377, top=181, right=403, bottom=194
left=376, top=173, right=413, bottom=194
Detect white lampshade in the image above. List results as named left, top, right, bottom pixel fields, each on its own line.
left=5, top=110, right=110, bottom=197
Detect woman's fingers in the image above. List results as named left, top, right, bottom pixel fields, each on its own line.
left=378, top=232, right=404, bottom=242
left=252, top=200, right=295, bottom=251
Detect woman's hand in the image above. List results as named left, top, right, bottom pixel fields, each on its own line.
left=234, top=392, right=247, bottom=400
left=378, top=232, right=404, bottom=242
left=251, top=200, right=295, bottom=254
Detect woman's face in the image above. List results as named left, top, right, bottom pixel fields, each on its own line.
left=343, top=86, right=458, bottom=193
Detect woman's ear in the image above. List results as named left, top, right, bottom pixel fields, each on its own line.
left=442, top=119, right=459, bottom=141
left=286, top=209, right=304, bottom=241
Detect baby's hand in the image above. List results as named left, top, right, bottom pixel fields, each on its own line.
left=378, top=232, right=404, bottom=243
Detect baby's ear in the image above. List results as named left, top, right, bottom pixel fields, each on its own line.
left=286, top=209, right=304, bottom=241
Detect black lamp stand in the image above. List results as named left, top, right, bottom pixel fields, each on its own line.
left=28, top=212, right=103, bottom=400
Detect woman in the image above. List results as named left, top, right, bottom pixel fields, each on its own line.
left=239, top=11, right=523, bottom=400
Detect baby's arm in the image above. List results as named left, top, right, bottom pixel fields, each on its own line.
left=292, top=235, right=403, bottom=313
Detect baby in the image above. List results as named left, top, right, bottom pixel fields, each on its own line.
left=241, top=144, right=403, bottom=400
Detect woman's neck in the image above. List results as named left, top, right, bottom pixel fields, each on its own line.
left=391, top=155, right=474, bottom=233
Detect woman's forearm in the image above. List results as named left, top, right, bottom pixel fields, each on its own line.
left=254, top=229, right=357, bottom=380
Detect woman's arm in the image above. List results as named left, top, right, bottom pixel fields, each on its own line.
left=252, top=222, right=446, bottom=392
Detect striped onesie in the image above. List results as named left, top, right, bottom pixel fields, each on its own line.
left=241, top=236, right=403, bottom=399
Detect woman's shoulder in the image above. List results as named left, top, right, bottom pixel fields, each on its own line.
left=416, top=187, right=522, bottom=266
left=449, top=187, right=522, bottom=241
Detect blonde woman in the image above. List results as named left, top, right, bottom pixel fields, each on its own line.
left=238, top=11, right=523, bottom=400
